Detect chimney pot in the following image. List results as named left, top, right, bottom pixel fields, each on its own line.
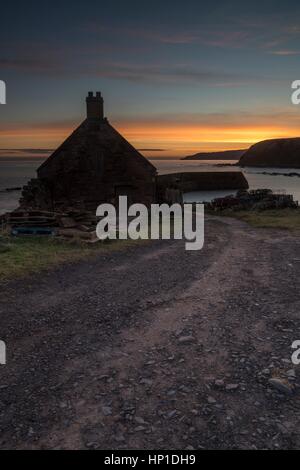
left=86, top=91, right=104, bottom=120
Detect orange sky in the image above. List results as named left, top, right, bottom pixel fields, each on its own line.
left=1, top=117, right=300, bottom=157
left=120, top=122, right=300, bottom=156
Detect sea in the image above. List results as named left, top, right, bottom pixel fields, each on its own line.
left=0, top=157, right=300, bottom=215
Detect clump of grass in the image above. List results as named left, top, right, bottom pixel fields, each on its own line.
left=0, top=242, right=11, bottom=254
left=0, top=235, right=142, bottom=280
left=209, top=208, right=300, bottom=231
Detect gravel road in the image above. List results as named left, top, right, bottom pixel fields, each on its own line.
left=0, top=216, right=299, bottom=450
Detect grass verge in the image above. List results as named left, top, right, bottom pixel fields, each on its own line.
left=208, top=208, right=300, bottom=231
left=0, top=235, right=142, bottom=281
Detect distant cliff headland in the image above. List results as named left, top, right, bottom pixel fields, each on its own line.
left=182, top=149, right=246, bottom=161
left=182, top=137, right=300, bottom=169
left=239, top=138, right=300, bottom=168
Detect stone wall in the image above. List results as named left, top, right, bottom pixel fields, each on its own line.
left=157, top=171, right=249, bottom=197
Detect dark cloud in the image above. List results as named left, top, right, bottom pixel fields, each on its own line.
left=0, top=53, right=278, bottom=88
left=90, top=63, right=280, bottom=87
left=0, top=58, right=59, bottom=72
left=86, top=19, right=300, bottom=53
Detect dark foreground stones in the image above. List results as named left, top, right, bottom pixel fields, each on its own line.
left=0, top=217, right=299, bottom=450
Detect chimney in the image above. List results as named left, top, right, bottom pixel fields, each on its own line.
left=86, top=91, right=104, bottom=120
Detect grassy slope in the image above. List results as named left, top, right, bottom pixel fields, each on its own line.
left=0, top=236, right=141, bottom=280
left=209, top=208, right=300, bottom=231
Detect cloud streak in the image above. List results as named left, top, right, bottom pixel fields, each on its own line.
left=268, top=49, right=300, bottom=56
left=87, top=19, right=300, bottom=54
left=91, top=63, right=280, bottom=87
left=0, top=54, right=279, bottom=88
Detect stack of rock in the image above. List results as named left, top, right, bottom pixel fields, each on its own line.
left=209, top=189, right=298, bottom=211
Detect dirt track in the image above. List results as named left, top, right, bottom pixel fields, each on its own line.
left=0, top=216, right=299, bottom=450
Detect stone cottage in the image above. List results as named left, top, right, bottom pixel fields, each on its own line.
left=21, top=92, right=157, bottom=211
